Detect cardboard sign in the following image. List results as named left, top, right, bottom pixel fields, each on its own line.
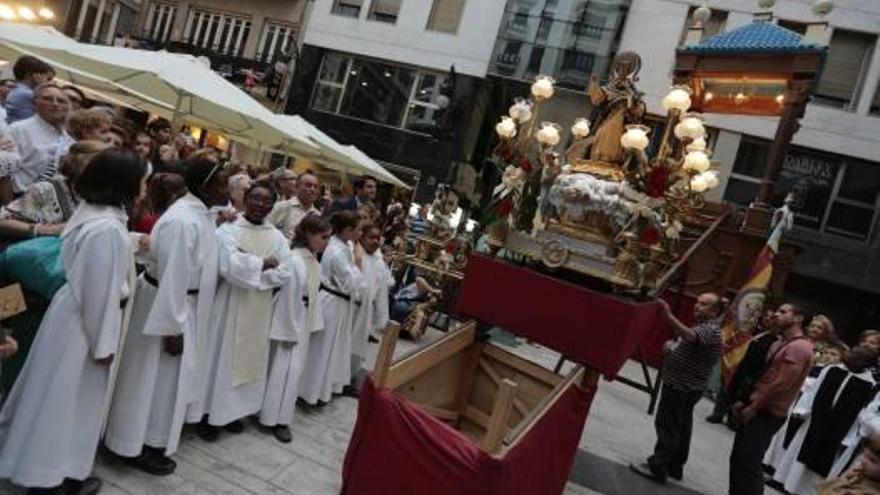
left=0, top=284, right=26, bottom=321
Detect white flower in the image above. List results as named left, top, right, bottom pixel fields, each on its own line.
left=509, top=99, right=533, bottom=123
left=531, top=75, right=555, bottom=100
left=536, top=122, right=562, bottom=146
left=495, top=117, right=517, bottom=139
left=664, top=220, right=684, bottom=240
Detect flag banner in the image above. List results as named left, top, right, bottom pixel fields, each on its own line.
left=720, top=220, right=786, bottom=387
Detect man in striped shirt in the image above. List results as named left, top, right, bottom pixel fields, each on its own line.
left=631, top=292, right=724, bottom=484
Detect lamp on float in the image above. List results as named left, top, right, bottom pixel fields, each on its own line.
left=0, top=4, right=17, bottom=20
left=536, top=122, right=562, bottom=147
left=38, top=6, right=53, bottom=19
left=495, top=116, right=517, bottom=140
left=16, top=5, right=35, bottom=21
left=571, top=118, right=590, bottom=139
left=674, top=113, right=706, bottom=140
left=620, top=124, right=651, bottom=152
left=531, top=75, right=555, bottom=101
left=662, top=86, right=692, bottom=114
left=683, top=150, right=711, bottom=173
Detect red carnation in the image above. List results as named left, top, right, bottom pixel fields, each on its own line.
left=445, top=241, right=458, bottom=253
left=519, top=157, right=533, bottom=173
left=497, top=199, right=514, bottom=216
left=645, top=166, right=671, bottom=198
left=640, top=225, right=661, bottom=245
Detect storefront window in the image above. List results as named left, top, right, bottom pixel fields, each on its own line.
left=724, top=139, right=878, bottom=241
left=310, top=52, right=448, bottom=133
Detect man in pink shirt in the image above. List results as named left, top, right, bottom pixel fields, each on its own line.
left=728, top=303, right=814, bottom=495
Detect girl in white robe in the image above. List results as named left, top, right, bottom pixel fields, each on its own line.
left=299, top=210, right=365, bottom=406
left=768, top=347, right=879, bottom=495
left=200, top=183, right=293, bottom=438
left=0, top=149, right=147, bottom=492
left=259, top=215, right=331, bottom=442
left=351, top=223, right=392, bottom=385
left=104, top=158, right=229, bottom=474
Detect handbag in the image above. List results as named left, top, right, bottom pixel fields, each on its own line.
left=0, top=236, right=65, bottom=299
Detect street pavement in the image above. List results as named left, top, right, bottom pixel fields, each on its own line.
left=0, top=326, right=770, bottom=495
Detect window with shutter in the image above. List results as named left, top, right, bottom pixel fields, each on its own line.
left=332, top=0, right=363, bottom=18
left=427, top=0, right=465, bottom=33
left=814, top=29, right=876, bottom=109
left=368, top=0, right=401, bottom=23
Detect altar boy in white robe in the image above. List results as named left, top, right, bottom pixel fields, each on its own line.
left=104, top=157, right=229, bottom=475
left=0, top=149, right=147, bottom=494
left=259, top=215, right=331, bottom=442
left=350, top=222, right=392, bottom=390
left=299, top=210, right=365, bottom=406
left=199, top=181, right=293, bottom=440
left=767, top=345, right=879, bottom=495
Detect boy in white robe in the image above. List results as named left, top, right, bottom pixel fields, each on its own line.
left=259, top=214, right=331, bottom=442
left=198, top=182, right=293, bottom=440
left=350, top=223, right=392, bottom=391
left=299, top=210, right=365, bottom=406
left=0, top=149, right=146, bottom=494
left=104, top=157, right=228, bottom=474
left=767, top=346, right=879, bottom=495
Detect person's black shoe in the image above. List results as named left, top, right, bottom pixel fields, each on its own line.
left=272, top=425, right=293, bottom=443
left=61, top=476, right=102, bottom=495
left=125, top=447, right=177, bottom=476
left=26, top=487, right=63, bottom=495
left=368, top=335, right=379, bottom=344
left=197, top=420, right=220, bottom=442
left=765, top=478, right=787, bottom=493
left=224, top=420, right=245, bottom=434
left=629, top=462, right=666, bottom=484
left=341, top=385, right=360, bottom=398
left=667, top=467, right=683, bottom=482
left=706, top=414, right=724, bottom=424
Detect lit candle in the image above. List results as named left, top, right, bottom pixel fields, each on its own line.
left=495, top=117, right=517, bottom=139
left=571, top=118, right=591, bottom=139
left=536, top=122, right=561, bottom=146
left=683, top=150, right=710, bottom=173
left=620, top=125, right=651, bottom=151
left=531, top=75, right=555, bottom=101
left=662, top=86, right=692, bottom=113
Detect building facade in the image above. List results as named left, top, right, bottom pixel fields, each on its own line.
left=285, top=0, right=508, bottom=199
left=475, top=0, right=880, bottom=334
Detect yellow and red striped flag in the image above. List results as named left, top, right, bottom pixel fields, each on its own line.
left=720, top=219, right=787, bottom=388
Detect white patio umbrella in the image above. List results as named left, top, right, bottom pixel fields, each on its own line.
left=0, top=23, right=317, bottom=157
left=268, top=114, right=408, bottom=188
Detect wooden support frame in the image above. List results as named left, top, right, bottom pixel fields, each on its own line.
left=480, top=378, right=518, bottom=454
left=386, top=321, right=476, bottom=390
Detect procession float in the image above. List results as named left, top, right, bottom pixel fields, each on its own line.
left=342, top=3, right=825, bottom=490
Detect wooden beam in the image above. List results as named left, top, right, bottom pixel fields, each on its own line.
left=502, top=366, right=587, bottom=455
left=480, top=378, right=518, bottom=454
left=478, top=358, right=529, bottom=418
left=419, top=404, right=460, bottom=422
left=372, top=322, right=401, bottom=389
left=482, top=344, right=561, bottom=387
left=463, top=405, right=490, bottom=429
left=453, top=341, right=484, bottom=419
left=386, top=321, right=476, bottom=390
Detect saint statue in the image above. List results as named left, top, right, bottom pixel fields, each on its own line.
left=584, top=52, right=646, bottom=165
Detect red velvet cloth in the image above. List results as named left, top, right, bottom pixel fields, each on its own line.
left=341, top=376, right=596, bottom=495
left=454, top=255, right=661, bottom=379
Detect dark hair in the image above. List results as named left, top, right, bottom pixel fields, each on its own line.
left=13, top=56, right=53, bottom=81
left=74, top=149, right=147, bottom=208
left=183, top=156, right=222, bottom=195
left=353, top=175, right=376, bottom=191
left=292, top=214, right=331, bottom=248
left=361, top=222, right=381, bottom=236
left=299, top=169, right=317, bottom=181
left=785, top=302, right=811, bottom=324
left=58, top=140, right=110, bottom=181
left=330, top=210, right=361, bottom=234
left=245, top=180, right=277, bottom=201
left=146, top=173, right=187, bottom=214
left=842, top=345, right=878, bottom=374
left=148, top=117, right=172, bottom=133
left=62, top=85, right=87, bottom=105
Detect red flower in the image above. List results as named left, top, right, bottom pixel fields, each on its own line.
left=519, top=157, right=533, bottom=173
left=645, top=166, right=671, bottom=198
left=497, top=199, right=514, bottom=216
left=640, top=225, right=661, bottom=245
left=445, top=241, right=458, bottom=253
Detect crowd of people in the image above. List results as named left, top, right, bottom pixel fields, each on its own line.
left=0, top=55, right=414, bottom=495
left=629, top=291, right=880, bottom=495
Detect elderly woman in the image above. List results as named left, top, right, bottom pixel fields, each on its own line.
left=808, top=315, right=841, bottom=365
left=227, top=173, right=252, bottom=213
left=0, top=140, right=110, bottom=241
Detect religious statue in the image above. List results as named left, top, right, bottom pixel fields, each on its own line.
left=582, top=52, right=646, bottom=168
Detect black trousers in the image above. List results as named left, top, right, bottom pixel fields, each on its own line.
left=647, top=383, right=704, bottom=479
left=728, top=412, right=785, bottom=495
